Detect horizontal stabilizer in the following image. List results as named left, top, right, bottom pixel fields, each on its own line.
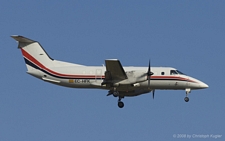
left=11, top=35, right=35, bottom=43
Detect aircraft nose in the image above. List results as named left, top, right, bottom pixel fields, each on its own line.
left=188, top=77, right=209, bottom=89
left=199, top=82, right=209, bottom=89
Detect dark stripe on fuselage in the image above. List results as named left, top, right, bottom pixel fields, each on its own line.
left=24, top=57, right=101, bottom=79
left=151, top=78, right=187, bottom=82
left=24, top=58, right=39, bottom=70
left=24, top=57, right=193, bottom=82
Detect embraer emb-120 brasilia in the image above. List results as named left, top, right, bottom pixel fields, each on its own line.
left=12, top=35, right=209, bottom=108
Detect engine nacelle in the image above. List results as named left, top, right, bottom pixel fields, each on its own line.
left=108, top=70, right=148, bottom=86
left=131, top=71, right=147, bottom=83
left=133, top=83, right=140, bottom=87
left=113, top=83, right=120, bottom=87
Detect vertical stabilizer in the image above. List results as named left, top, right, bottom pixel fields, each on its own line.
left=11, top=35, right=54, bottom=71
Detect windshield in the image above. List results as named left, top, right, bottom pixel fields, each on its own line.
left=176, top=70, right=185, bottom=75
left=170, top=70, right=185, bottom=75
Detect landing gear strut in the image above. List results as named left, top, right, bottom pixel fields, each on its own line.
left=118, top=97, right=124, bottom=108
left=184, top=88, right=191, bottom=102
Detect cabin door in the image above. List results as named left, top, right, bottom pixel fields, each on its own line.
left=95, top=69, right=102, bottom=82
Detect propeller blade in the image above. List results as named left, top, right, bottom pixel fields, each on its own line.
left=152, top=90, right=155, bottom=99
left=147, top=60, right=151, bottom=76
left=147, top=60, right=153, bottom=89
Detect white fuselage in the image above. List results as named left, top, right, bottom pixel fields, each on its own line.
left=12, top=35, right=208, bottom=105
left=27, top=60, right=208, bottom=97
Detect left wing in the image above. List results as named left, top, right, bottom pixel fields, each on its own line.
left=105, top=59, right=127, bottom=81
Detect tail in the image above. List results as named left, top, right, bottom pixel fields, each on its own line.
left=11, top=35, right=54, bottom=72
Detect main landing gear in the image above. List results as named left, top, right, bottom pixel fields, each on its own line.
left=107, top=90, right=125, bottom=108
left=184, top=88, right=191, bottom=102
left=113, top=91, right=119, bottom=97
left=118, top=97, right=124, bottom=108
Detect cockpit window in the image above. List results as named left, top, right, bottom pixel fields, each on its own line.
left=170, top=70, right=185, bottom=75
left=176, top=70, right=185, bottom=75
left=170, top=70, right=178, bottom=75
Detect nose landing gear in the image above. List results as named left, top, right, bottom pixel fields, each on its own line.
left=184, top=97, right=189, bottom=102
left=184, top=88, right=191, bottom=102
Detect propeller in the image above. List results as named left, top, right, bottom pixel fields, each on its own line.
left=146, top=60, right=155, bottom=99
left=152, top=90, right=155, bottom=99
left=147, top=60, right=154, bottom=89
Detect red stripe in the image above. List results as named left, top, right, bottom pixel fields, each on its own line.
left=151, top=76, right=197, bottom=83
left=21, top=49, right=197, bottom=83
left=21, top=49, right=104, bottom=79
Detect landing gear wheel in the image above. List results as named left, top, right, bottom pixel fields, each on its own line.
left=118, top=101, right=124, bottom=108
left=184, top=97, right=189, bottom=102
left=113, top=91, right=119, bottom=97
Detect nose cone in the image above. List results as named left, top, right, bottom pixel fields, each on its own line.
left=188, top=77, right=209, bottom=89
left=199, top=82, right=209, bottom=89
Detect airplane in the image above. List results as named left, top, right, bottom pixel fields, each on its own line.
left=12, top=35, right=209, bottom=108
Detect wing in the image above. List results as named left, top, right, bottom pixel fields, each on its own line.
left=105, top=59, right=127, bottom=80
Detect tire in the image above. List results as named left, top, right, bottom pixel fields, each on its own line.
left=118, top=101, right=124, bottom=108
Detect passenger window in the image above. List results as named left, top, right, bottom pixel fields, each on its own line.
left=161, top=72, right=165, bottom=75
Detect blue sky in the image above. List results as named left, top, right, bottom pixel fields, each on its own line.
left=1, top=0, right=224, bottom=140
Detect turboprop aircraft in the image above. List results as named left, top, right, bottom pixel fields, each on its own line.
left=12, top=35, right=208, bottom=108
